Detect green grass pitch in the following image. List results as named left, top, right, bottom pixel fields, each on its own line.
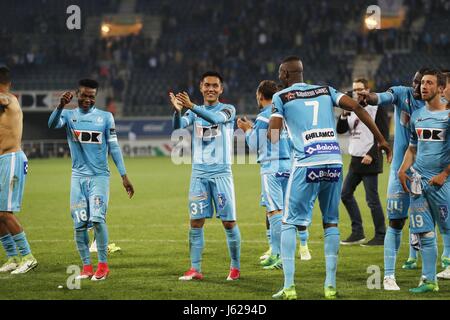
left=0, top=155, right=448, bottom=300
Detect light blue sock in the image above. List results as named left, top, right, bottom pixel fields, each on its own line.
left=409, top=229, right=418, bottom=260
left=281, top=224, right=297, bottom=289
left=298, top=230, right=309, bottom=246
left=266, top=229, right=271, bottom=249
left=75, top=229, right=91, bottom=265
left=189, top=228, right=204, bottom=272
left=225, top=225, right=241, bottom=269
left=384, top=226, right=402, bottom=277
left=421, top=235, right=437, bottom=282
left=0, top=234, right=18, bottom=257
left=268, top=214, right=282, bottom=256
left=324, top=227, right=340, bottom=288
left=93, top=223, right=108, bottom=263
left=12, top=232, right=31, bottom=256
left=441, top=230, right=450, bottom=261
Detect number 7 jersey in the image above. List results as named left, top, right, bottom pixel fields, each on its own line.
left=271, top=83, right=344, bottom=167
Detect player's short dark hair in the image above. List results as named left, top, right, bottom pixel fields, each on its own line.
left=282, top=56, right=301, bottom=63
left=417, top=67, right=430, bottom=75
left=200, top=71, right=223, bottom=83
left=78, top=79, right=99, bottom=90
left=353, top=78, right=369, bottom=89
left=441, top=69, right=450, bottom=83
left=257, top=80, right=278, bottom=100
left=0, top=66, right=11, bottom=85
left=422, top=69, right=446, bottom=87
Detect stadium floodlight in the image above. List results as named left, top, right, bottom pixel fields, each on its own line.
left=101, top=24, right=111, bottom=34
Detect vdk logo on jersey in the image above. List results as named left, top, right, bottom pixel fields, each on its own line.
left=416, top=128, right=446, bottom=141
left=304, top=142, right=340, bottom=157
left=72, top=130, right=103, bottom=144
left=306, top=167, right=341, bottom=183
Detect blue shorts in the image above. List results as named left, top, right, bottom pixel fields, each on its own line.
left=0, top=151, right=28, bottom=212
left=70, top=176, right=109, bottom=229
left=260, top=171, right=290, bottom=213
left=189, top=175, right=236, bottom=221
left=386, top=169, right=410, bottom=220
left=409, top=181, right=450, bottom=234
left=283, top=164, right=342, bottom=227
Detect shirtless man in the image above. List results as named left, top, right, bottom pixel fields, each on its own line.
left=0, top=66, right=37, bottom=274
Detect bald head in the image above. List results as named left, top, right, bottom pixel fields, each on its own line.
left=279, top=56, right=304, bottom=88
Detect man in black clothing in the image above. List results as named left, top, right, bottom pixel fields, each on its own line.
left=337, top=79, right=389, bottom=246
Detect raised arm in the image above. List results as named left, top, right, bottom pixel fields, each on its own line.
left=48, top=91, right=73, bottom=129
left=177, top=92, right=235, bottom=125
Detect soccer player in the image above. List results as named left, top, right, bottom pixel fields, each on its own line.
left=237, top=80, right=310, bottom=269
left=48, top=79, right=134, bottom=281
left=170, top=71, right=241, bottom=281
left=269, top=56, right=391, bottom=300
left=0, top=66, right=38, bottom=274
left=398, top=69, right=449, bottom=292
left=358, top=68, right=428, bottom=290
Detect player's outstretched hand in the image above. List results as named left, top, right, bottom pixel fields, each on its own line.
left=176, top=92, right=195, bottom=109
left=59, top=91, right=73, bottom=108
left=237, top=117, right=253, bottom=132
left=398, top=170, right=412, bottom=193
left=378, top=140, right=392, bottom=163
left=169, top=92, right=183, bottom=112
left=357, top=91, right=370, bottom=107
left=122, top=175, right=134, bottom=199
left=429, top=172, right=447, bottom=187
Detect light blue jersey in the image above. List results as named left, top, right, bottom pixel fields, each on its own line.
left=173, top=103, right=237, bottom=221
left=49, top=106, right=127, bottom=229
left=377, top=86, right=425, bottom=172
left=409, top=107, right=449, bottom=180
left=174, top=103, right=236, bottom=178
left=246, top=105, right=292, bottom=174
left=408, top=106, right=450, bottom=234
left=271, top=83, right=344, bottom=167
left=377, top=86, right=425, bottom=219
left=245, top=104, right=292, bottom=212
left=48, top=106, right=126, bottom=178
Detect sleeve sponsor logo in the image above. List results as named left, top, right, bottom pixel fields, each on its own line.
left=109, top=128, right=117, bottom=136
left=400, top=110, right=411, bottom=128
left=23, top=161, right=28, bottom=175
left=306, top=167, right=341, bottom=183
left=72, top=130, right=103, bottom=144
left=439, top=205, right=448, bottom=223
left=221, top=108, right=233, bottom=120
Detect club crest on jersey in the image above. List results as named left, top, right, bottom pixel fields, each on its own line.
left=306, top=167, right=341, bottom=183
left=217, top=193, right=227, bottom=209
left=93, top=195, right=104, bottom=210
left=439, top=205, right=448, bottom=223
left=72, top=130, right=103, bottom=144
left=416, top=128, right=445, bottom=141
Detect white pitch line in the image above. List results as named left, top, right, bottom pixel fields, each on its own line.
left=28, top=239, right=322, bottom=244
left=23, top=223, right=275, bottom=230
